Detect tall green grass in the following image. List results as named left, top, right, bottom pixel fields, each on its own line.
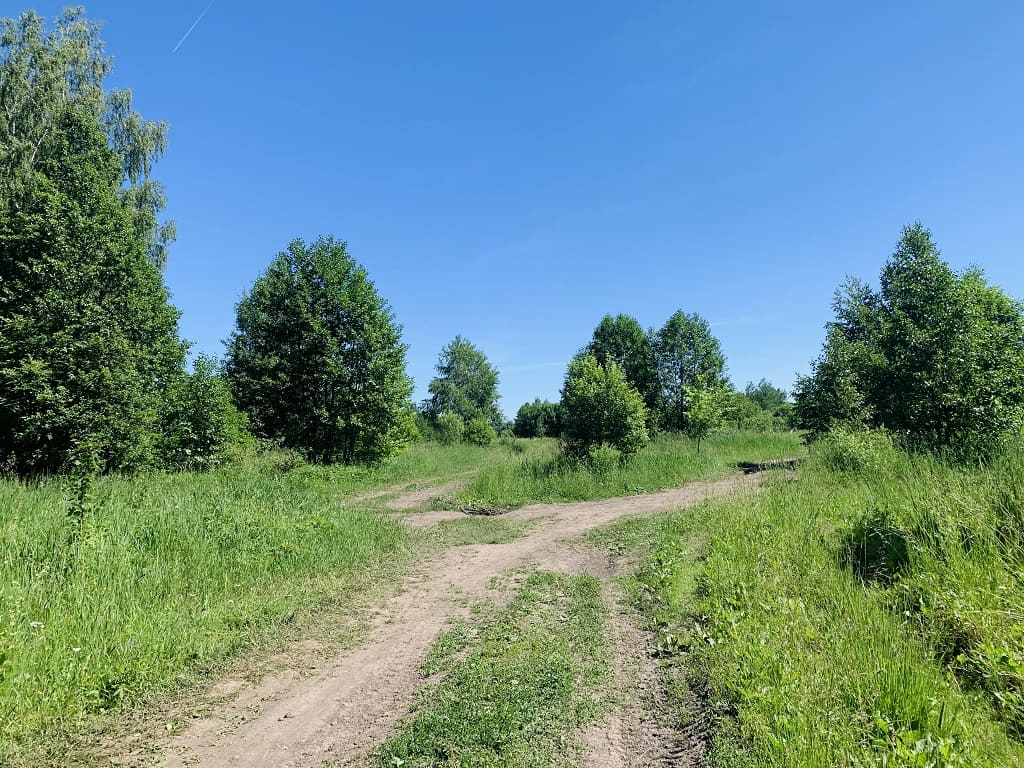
left=0, top=458, right=405, bottom=763
left=608, top=431, right=1024, bottom=766
left=285, top=439, right=546, bottom=500
left=457, top=430, right=804, bottom=508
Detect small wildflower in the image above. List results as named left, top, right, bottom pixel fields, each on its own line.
left=29, top=621, right=44, bottom=629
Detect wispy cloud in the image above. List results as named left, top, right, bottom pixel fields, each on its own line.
left=172, top=4, right=212, bottom=54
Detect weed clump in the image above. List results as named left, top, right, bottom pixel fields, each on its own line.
left=816, top=427, right=896, bottom=475
left=587, top=445, right=622, bottom=474
left=842, top=507, right=911, bottom=586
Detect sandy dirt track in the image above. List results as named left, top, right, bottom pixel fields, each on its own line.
left=158, top=472, right=762, bottom=768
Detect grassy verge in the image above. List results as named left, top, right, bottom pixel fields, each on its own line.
left=598, top=433, right=1024, bottom=766
left=377, top=571, right=609, bottom=768
left=455, top=430, right=803, bottom=508
left=0, top=459, right=408, bottom=764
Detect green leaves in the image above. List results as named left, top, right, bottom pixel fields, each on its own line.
left=158, top=355, right=251, bottom=471
left=586, top=313, right=660, bottom=416
left=795, top=223, right=1024, bottom=458
left=0, top=94, right=184, bottom=475
left=0, top=9, right=173, bottom=269
left=561, top=354, right=649, bottom=460
left=423, top=336, right=503, bottom=432
left=512, top=399, right=561, bottom=438
left=225, top=236, right=413, bottom=465
left=653, top=311, right=728, bottom=432
left=683, top=379, right=730, bottom=452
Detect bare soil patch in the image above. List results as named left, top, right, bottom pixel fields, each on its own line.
left=383, top=480, right=465, bottom=510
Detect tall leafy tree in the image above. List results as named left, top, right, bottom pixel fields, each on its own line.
left=1, top=9, right=174, bottom=268
left=0, top=10, right=185, bottom=475
left=652, top=311, right=728, bottom=431
left=584, top=314, right=660, bottom=417
left=795, top=223, right=1024, bottom=456
left=423, top=337, right=502, bottom=430
left=225, top=237, right=414, bottom=464
left=793, top=325, right=875, bottom=435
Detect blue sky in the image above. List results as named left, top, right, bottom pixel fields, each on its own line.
left=26, top=1, right=1024, bottom=417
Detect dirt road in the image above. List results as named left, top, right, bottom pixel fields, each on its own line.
left=159, top=472, right=761, bottom=768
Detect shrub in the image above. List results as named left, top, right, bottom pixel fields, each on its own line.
left=683, top=380, right=730, bottom=452
left=158, top=356, right=252, bottom=470
left=464, top=416, right=496, bottom=446
left=587, top=445, right=622, bottom=474
left=816, top=427, right=896, bottom=474
left=498, top=434, right=526, bottom=454
left=561, top=355, right=649, bottom=460
left=435, top=412, right=465, bottom=446
left=395, top=406, right=422, bottom=445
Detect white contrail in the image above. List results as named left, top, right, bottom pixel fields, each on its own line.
left=171, top=4, right=212, bottom=54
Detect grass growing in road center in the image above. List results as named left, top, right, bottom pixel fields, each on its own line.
left=377, top=571, right=610, bottom=768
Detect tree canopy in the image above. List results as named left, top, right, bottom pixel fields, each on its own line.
left=1, top=9, right=174, bottom=268
left=423, top=336, right=503, bottom=430
left=745, top=379, right=788, bottom=413
left=684, top=379, right=730, bottom=452
left=0, top=9, right=185, bottom=475
left=513, top=399, right=561, bottom=438
left=225, top=237, right=413, bottom=464
left=652, top=311, right=728, bottom=431
left=584, top=314, right=660, bottom=416
left=794, top=223, right=1024, bottom=457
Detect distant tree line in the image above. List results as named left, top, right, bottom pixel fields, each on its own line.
left=5, top=11, right=1020, bottom=477
left=511, top=311, right=794, bottom=461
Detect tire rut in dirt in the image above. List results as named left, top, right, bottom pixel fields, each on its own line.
left=582, top=571, right=710, bottom=767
